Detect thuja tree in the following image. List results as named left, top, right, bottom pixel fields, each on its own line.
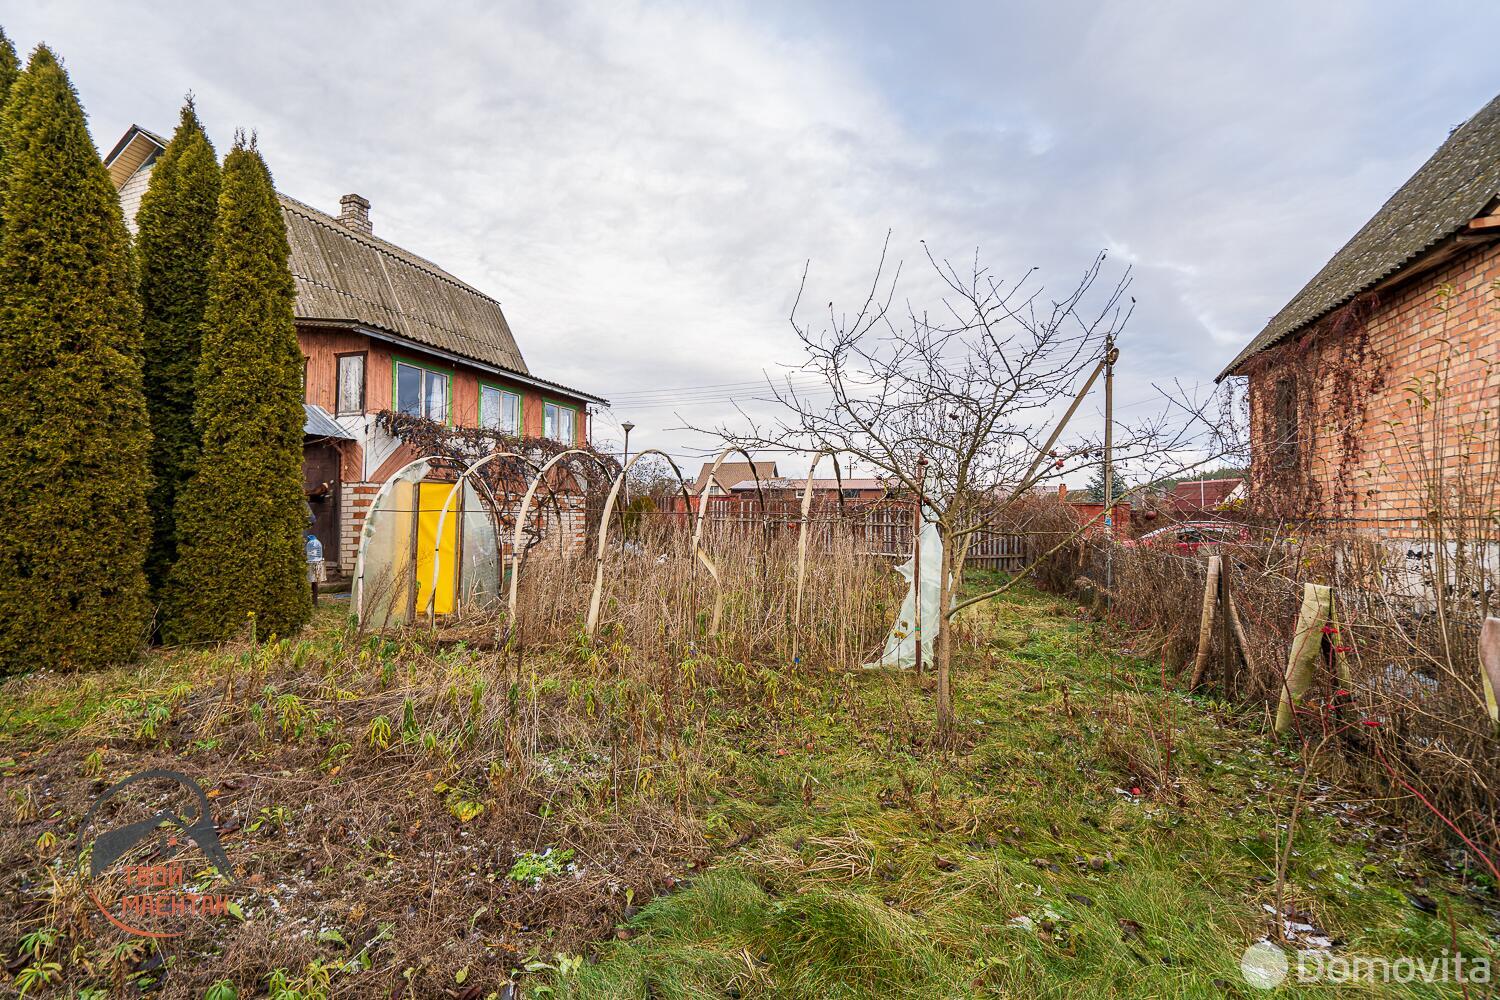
left=138, top=100, right=220, bottom=589
left=162, top=137, right=310, bottom=643
left=0, top=46, right=152, bottom=671
left=0, top=28, right=18, bottom=142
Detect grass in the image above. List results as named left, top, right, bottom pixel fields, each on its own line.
left=542, top=586, right=1497, bottom=998
left=0, top=580, right=1494, bottom=997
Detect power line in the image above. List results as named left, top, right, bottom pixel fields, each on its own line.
left=608, top=378, right=829, bottom=403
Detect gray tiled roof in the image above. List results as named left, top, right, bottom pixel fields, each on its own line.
left=281, top=194, right=530, bottom=375
left=1218, top=93, right=1500, bottom=380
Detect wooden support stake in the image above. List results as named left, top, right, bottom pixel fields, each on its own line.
left=1189, top=555, right=1222, bottom=690
left=1218, top=558, right=1233, bottom=682
left=1225, top=586, right=1255, bottom=680
left=1480, top=616, right=1500, bottom=724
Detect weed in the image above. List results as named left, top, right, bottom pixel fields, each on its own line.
left=506, top=847, right=575, bottom=885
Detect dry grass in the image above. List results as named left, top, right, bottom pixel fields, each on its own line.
left=0, top=533, right=903, bottom=998
left=1073, top=521, right=1500, bottom=875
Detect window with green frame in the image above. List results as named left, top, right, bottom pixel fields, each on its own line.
left=479, top=384, right=521, bottom=434
left=394, top=359, right=450, bottom=423
left=543, top=400, right=578, bottom=444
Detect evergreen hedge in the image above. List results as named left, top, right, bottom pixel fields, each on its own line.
left=161, top=137, right=310, bottom=643
left=138, top=101, right=220, bottom=590
left=0, top=28, right=17, bottom=125
left=0, top=46, right=152, bottom=672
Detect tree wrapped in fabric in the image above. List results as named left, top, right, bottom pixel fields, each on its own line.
left=0, top=46, right=152, bottom=672
left=162, top=135, right=310, bottom=643
left=137, top=100, right=220, bottom=590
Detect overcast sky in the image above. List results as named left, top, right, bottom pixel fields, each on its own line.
left=6, top=1, right=1495, bottom=478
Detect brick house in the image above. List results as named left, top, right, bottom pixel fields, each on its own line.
left=1166, top=478, right=1246, bottom=517
left=105, top=126, right=608, bottom=577
left=1217, top=93, right=1500, bottom=543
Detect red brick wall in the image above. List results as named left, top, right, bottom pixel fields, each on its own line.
left=1243, top=240, right=1500, bottom=535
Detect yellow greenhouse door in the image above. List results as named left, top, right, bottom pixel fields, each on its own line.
left=414, top=482, right=460, bottom=616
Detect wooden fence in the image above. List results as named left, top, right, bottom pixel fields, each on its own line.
left=659, top=496, right=1031, bottom=571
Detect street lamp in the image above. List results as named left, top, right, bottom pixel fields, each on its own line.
left=620, top=421, right=635, bottom=505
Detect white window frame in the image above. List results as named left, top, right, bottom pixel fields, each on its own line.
left=479, top=384, right=522, bottom=435
left=394, top=360, right=450, bottom=423
left=335, top=352, right=366, bottom=415
left=543, top=400, right=577, bottom=445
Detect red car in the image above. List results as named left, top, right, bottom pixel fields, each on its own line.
left=1127, top=522, right=1246, bottom=555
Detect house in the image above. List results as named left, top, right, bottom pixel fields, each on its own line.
left=690, top=459, right=780, bottom=498
left=105, top=126, right=607, bottom=577
left=1054, top=484, right=1132, bottom=537
left=1216, top=93, right=1500, bottom=542
left=1166, top=478, right=1246, bottom=517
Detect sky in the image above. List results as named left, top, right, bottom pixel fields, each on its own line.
left=5, top=1, right=1495, bottom=480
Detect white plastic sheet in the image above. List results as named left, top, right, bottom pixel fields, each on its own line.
left=352, top=459, right=430, bottom=629
left=458, top=479, right=501, bottom=611
left=866, top=490, right=943, bottom=669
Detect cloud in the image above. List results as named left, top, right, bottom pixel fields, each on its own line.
left=6, top=0, right=1494, bottom=478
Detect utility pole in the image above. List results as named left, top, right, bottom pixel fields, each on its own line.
left=1103, top=338, right=1118, bottom=606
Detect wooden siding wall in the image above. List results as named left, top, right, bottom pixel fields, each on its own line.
left=298, top=327, right=591, bottom=454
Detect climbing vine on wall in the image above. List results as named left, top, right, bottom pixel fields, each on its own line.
left=374, top=410, right=621, bottom=553
left=1244, top=291, right=1385, bottom=521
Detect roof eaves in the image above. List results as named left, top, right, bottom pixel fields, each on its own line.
left=341, top=322, right=609, bottom=406
left=102, top=124, right=165, bottom=168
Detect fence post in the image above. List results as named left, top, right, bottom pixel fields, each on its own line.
left=1189, top=555, right=1221, bottom=689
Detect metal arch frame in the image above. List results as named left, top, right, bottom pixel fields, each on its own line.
left=583, top=449, right=698, bottom=639
left=791, top=450, right=848, bottom=662
left=421, top=450, right=534, bottom=622
left=506, top=448, right=618, bottom=618
left=351, top=454, right=446, bottom=624
left=690, top=447, right=773, bottom=635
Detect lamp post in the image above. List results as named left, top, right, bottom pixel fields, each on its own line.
left=620, top=421, right=635, bottom=505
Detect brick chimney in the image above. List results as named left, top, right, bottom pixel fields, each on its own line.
left=1058, top=482, right=1068, bottom=501
left=337, top=193, right=371, bottom=234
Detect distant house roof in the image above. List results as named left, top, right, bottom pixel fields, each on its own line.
left=727, top=476, right=887, bottom=493
left=1168, top=477, right=1245, bottom=512
left=101, top=125, right=606, bottom=407
left=1218, top=93, right=1500, bottom=381
left=303, top=403, right=357, bottom=440
left=691, top=460, right=779, bottom=495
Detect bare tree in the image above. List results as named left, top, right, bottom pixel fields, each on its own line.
left=703, top=237, right=1234, bottom=739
